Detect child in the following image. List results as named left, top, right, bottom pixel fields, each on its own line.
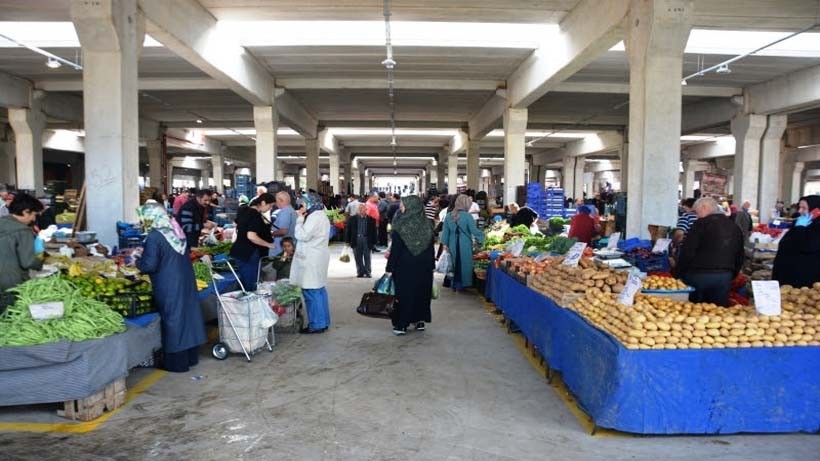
left=272, top=237, right=295, bottom=280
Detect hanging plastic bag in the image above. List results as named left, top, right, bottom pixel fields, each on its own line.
left=339, top=245, right=351, bottom=263
left=374, top=274, right=395, bottom=295
left=435, top=251, right=451, bottom=274
left=203, top=229, right=219, bottom=246
left=431, top=283, right=440, bottom=300
left=505, top=239, right=525, bottom=257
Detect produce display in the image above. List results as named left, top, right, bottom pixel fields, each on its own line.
left=642, top=275, right=689, bottom=291
left=0, top=277, right=126, bottom=346
left=193, top=241, right=233, bottom=257
left=567, top=283, right=820, bottom=350
left=193, top=262, right=213, bottom=283
left=529, top=258, right=628, bottom=303
left=547, top=236, right=577, bottom=255
left=482, top=222, right=562, bottom=254
left=271, top=282, right=302, bottom=305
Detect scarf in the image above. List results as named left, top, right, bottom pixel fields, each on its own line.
left=393, top=195, right=433, bottom=256
left=140, top=204, right=187, bottom=255
left=795, top=195, right=820, bottom=227
left=297, top=192, right=324, bottom=216
left=450, top=194, right=472, bottom=224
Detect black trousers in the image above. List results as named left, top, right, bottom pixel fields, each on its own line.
left=683, top=271, right=733, bottom=307
left=354, top=237, right=372, bottom=276
left=378, top=219, right=388, bottom=246
left=164, top=346, right=200, bottom=373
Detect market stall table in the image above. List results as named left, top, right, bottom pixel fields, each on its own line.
left=485, top=264, right=820, bottom=434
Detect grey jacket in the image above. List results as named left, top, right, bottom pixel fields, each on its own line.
left=0, top=216, right=43, bottom=291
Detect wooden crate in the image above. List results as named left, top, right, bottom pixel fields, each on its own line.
left=58, top=378, right=126, bottom=422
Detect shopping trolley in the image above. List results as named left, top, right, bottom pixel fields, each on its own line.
left=256, top=256, right=305, bottom=334
left=204, top=257, right=276, bottom=362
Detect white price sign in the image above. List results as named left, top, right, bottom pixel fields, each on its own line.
left=617, top=272, right=643, bottom=306
left=607, top=232, right=621, bottom=249
left=29, top=302, right=65, bottom=320
left=562, top=242, right=588, bottom=267
left=752, top=281, right=782, bottom=316
left=652, top=238, right=672, bottom=254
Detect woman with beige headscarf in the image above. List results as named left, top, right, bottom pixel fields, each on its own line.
left=440, top=194, right=485, bottom=291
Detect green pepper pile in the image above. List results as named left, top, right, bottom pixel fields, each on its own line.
left=0, top=277, right=126, bottom=347
left=193, top=262, right=214, bottom=282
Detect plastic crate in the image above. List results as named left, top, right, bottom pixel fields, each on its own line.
left=625, top=253, right=670, bottom=273
left=97, top=292, right=157, bottom=318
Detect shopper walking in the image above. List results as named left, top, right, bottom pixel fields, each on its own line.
left=772, top=196, right=820, bottom=288
left=345, top=204, right=377, bottom=278
left=290, top=192, right=332, bottom=334
left=0, top=194, right=44, bottom=291
left=440, top=194, right=485, bottom=290
left=675, top=197, right=745, bottom=307
left=230, top=193, right=276, bottom=291
left=377, top=192, right=390, bottom=247
left=178, top=189, right=214, bottom=250
left=386, top=195, right=434, bottom=335
left=734, top=200, right=753, bottom=245
left=134, top=204, right=206, bottom=373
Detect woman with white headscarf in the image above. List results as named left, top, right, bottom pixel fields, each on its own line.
left=135, top=204, right=206, bottom=372
left=290, top=192, right=332, bottom=334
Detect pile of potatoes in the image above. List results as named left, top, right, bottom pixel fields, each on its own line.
left=642, top=275, right=689, bottom=291
left=529, top=258, right=628, bottom=303
left=567, top=288, right=820, bottom=350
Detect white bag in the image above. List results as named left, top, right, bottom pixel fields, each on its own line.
left=435, top=250, right=452, bottom=274
left=339, top=245, right=351, bottom=263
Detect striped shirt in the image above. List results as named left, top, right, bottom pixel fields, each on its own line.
left=425, top=201, right=439, bottom=221
left=676, top=211, right=697, bottom=234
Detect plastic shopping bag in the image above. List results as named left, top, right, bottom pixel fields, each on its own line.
left=339, top=245, right=351, bottom=263
left=374, top=274, right=395, bottom=296
left=432, top=283, right=440, bottom=300
left=435, top=251, right=451, bottom=274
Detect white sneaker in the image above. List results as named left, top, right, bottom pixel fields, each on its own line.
left=392, top=327, right=407, bottom=336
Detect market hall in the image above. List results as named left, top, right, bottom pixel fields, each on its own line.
left=0, top=0, right=819, bottom=459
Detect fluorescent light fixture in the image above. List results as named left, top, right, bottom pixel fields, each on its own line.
left=222, top=21, right=555, bottom=49
left=353, top=156, right=436, bottom=161
left=0, top=22, right=162, bottom=48
left=45, top=57, right=61, bottom=69
left=680, top=135, right=722, bottom=141
left=195, top=119, right=203, bottom=124
left=797, top=143, right=820, bottom=149
left=199, top=128, right=298, bottom=136
left=611, top=29, right=820, bottom=58
left=486, top=129, right=592, bottom=139
left=327, top=128, right=458, bottom=137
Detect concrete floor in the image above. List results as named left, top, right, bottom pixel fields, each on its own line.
left=1, top=245, right=818, bottom=460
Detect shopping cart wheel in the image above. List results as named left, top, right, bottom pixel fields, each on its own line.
left=212, top=343, right=229, bottom=360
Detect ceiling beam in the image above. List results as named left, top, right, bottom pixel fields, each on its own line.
left=138, top=0, right=318, bottom=137
left=35, top=77, right=228, bottom=92
left=506, top=0, right=629, bottom=109
left=554, top=81, right=741, bottom=98
left=745, top=63, right=820, bottom=115
left=276, top=78, right=502, bottom=92
left=468, top=93, right=507, bottom=140
left=691, top=0, right=820, bottom=29
left=0, top=71, right=31, bottom=108
left=681, top=98, right=740, bottom=134
left=682, top=136, right=736, bottom=160
left=564, top=131, right=623, bottom=157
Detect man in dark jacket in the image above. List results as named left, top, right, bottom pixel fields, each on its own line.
left=676, top=197, right=745, bottom=307
left=345, top=204, right=377, bottom=278
left=0, top=194, right=44, bottom=290
left=377, top=192, right=390, bottom=247
left=178, top=189, right=214, bottom=250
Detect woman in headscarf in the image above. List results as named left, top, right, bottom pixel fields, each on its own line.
left=772, top=195, right=820, bottom=288
left=134, top=204, right=206, bottom=373
left=385, top=196, right=435, bottom=335
left=440, top=194, right=485, bottom=291
left=289, top=192, right=332, bottom=334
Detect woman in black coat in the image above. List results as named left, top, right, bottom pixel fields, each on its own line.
left=773, top=195, right=820, bottom=288
left=386, top=196, right=434, bottom=336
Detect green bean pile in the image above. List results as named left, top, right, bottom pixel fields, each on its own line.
left=0, top=277, right=126, bottom=347
left=193, top=262, right=213, bottom=282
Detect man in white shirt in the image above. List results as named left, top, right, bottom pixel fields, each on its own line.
left=344, top=194, right=361, bottom=217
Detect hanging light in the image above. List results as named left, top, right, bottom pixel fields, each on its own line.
left=46, top=57, right=61, bottom=69
left=196, top=119, right=203, bottom=124
left=716, top=64, right=731, bottom=74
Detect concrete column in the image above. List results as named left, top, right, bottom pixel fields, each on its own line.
left=359, top=171, right=366, bottom=196
left=0, top=140, right=15, bottom=186
left=274, top=159, right=285, bottom=182
left=329, top=151, right=340, bottom=195
left=72, top=0, right=143, bottom=244
left=624, top=0, right=692, bottom=238
left=758, top=114, right=788, bottom=223
left=253, top=105, right=278, bottom=183
left=789, top=162, right=805, bottom=204
left=304, top=138, right=320, bottom=191
left=146, top=139, right=163, bottom=192
left=503, top=107, right=528, bottom=205
left=574, top=157, right=586, bottom=200
left=8, top=104, right=46, bottom=195
left=447, top=151, right=458, bottom=194
left=562, top=156, right=575, bottom=199
left=466, top=140, right=480, bottom=190
left=681, top=159, right=696, bottom=199
left=211, top=153, right=224, bottom=194
left=619, top=142, right=629, bottom=192
left=731, top=113, right=767, bottom=207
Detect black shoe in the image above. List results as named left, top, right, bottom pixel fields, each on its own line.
left=392, top=327, right=407, bottom=336
left=300, top=327, right=328, bottom=334
left=357, top=274, right=364, bottom=278
left=364, top=274, right=372, bottom=278
left=415, top=322, right=426, bottom=331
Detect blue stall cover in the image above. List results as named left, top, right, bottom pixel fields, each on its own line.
left=486, top=265, right=820, bottom=434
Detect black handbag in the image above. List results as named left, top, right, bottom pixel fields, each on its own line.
left=356, top=292, right=396, bottom=319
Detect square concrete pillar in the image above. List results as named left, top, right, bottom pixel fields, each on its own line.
left=253, top=105, right=278, bottom=183
left=0, top=141, right=15, bottom=186
left=562, top=155, right=575, bottom=199
left=8, top=105, right=46, bottom=195
left=447, top=151, right=458, bottom=194
left=466, top=139, right=480, bottom=191
left=574, top=157, right=586, bottom=200
left=212, top=153, right=225, bottom=194
left=329, top=151, right=340, bottom=195
left=305, top=137, right=320, bottom=191
left=72, top=0, right=144, bottom=245
left=146, top=139, right=163, bottom=192
left=624, top=0, right=692, bottom=238
left=681, top=159, right=696, bottom=199
left=758, top=114, right=787, bottom=223
left=503, top=107, right=528, bottom=205
left=731, top=112, right=767, bottom=207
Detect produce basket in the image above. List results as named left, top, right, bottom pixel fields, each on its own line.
left=97, top=292, right=156, bottom=318
left=641, top=288, right=695, bottom=303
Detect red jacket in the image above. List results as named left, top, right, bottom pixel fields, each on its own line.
left=366, top=201, right=380, bottom=225
left=569, top=213, right=597, bottom=244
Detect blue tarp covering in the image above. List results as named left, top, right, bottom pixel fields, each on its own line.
left=486, top=265, right=820, bottom=434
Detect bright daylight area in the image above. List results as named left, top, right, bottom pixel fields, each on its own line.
left=0, top=0, right=819, bottom=460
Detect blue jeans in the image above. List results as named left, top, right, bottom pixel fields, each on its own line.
left=303, top=287, right=330, bottom=330
left=683, top=272, right=732, bottom=307
left=235, top=252, right=261, bottom=292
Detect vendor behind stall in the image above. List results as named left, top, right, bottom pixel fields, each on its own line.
left=0, top=194, right=44, bottom=291
left=568, top=205, right=599, bottom=245
left=178, top=189, right=215, bottom=250
left=134, top=204, right=206, bottom=373
left=772, top=195, right=820, bottom=288
left=508, top=202, right=539, bottom=229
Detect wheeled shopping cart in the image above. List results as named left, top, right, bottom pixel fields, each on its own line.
left=206, top=259, right=276, bottom=362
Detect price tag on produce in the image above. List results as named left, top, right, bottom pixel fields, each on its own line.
left=29, top=301, right=65, bottom=320
left=562, top=242, right=588, bottom=267
left=652, top=238, right=672, bottom=254
left=772, top=220, right=781, bottom=226
left=534, top=252, right=551, bottom=263
left=617, top=272, right=643, bottom=307
left=607, top=232, right=621, bottom=249
left=752, top=281, right=782, bottom=316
